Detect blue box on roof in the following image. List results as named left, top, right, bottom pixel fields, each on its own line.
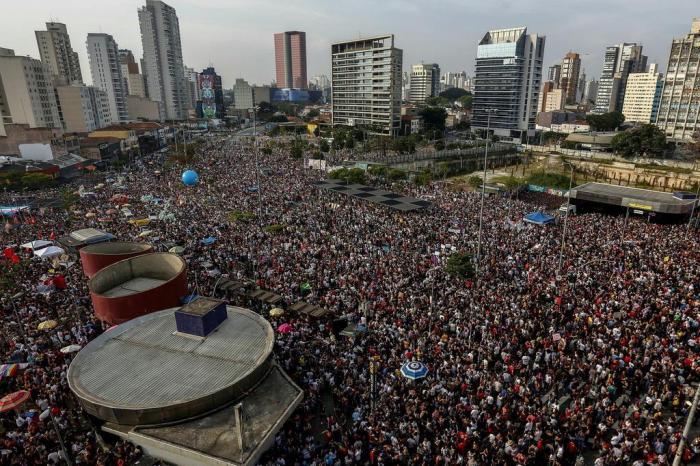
left=175, top=297, right=227, bottom=337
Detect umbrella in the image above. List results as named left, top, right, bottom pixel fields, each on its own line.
left=200, top=237, right=217, bottom=245
left=37, top=320, right=58, bottom=331
left=270, top=308, right=284, bottom=317
left=85, top=212, right=96, bottom=218
left=138, top=230, right=153, bottom=238
left=169, top=246, right=185, bottom=254
left=277, top=323, right=293, bottom=334
left=400, top=361, right=429, bottom=380
left=60, top=344, right=82, bottom=354
left=0, top=390, right=30, bottom=413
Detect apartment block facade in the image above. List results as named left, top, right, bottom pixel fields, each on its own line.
left=408, top=63, right=440, bottom=104
left=621, top=64, right=663, bottom=123
left=331, top=35, right=403, bottom=136
left=274, top=31, right=308, bottom=89
left=87, top=33, right=129, bottom=123
left=594, top=43, right=647, bottom=114
left=56, top=84, right=112, bottom=132
left=35, top=22, right=83, bottom=85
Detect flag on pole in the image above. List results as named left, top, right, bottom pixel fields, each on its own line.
left=300, top=282, right=311, bottom=294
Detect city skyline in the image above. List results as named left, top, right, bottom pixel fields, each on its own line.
left=0, top=0, right=698, bottom=89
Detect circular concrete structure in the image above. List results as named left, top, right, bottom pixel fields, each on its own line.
left=68, top=306, right=274, bottom=426
left=79, top=242, right=153, bottom=278
left=89, top=252, right=187, bottom=325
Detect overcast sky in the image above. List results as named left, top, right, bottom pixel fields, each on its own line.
left=1, top=0, right=698, bottom=89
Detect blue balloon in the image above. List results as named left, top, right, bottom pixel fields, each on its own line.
left=181, top=170, right=199, bottom=186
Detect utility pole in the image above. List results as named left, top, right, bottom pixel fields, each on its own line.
left=476, top=108, right=498, bottom=275
left=557, top=162, right=575, bottom=276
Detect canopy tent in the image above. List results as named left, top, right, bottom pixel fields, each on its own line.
left=0, top=206, right=29, bottom=217
left=523, top=212, right=555, bottom=225
left=33, top=246, right=65, bottom=259
left=21, top=240, right=53, bottom=251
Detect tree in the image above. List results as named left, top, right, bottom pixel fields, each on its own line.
left=420, top=107, right=447, bottom=135
left=290, top=142, right=304, bottom=159
left=689, top=131, right=700, bottom=160
left=467, top=175, right=482, bottom=189
left=445, top=252, right=475, bottom=280
left=586, top=112, right=625, bottom=131
left=457, top=94, right=473, bottom=109
left=319, top=139, right=330, bottom=153
left=60, top=187, right=79, bottom=211
left=269, top=114, right=288, bottom=123
left=542, top=131, right=567, bottom=145
left=439, top=88, right=469, bottom=101
left=21, top=173, right=54, bottom=190
left=306, top=109, right=320, bottom=119
left=424, top=96, right=450, bottom=107
left=328, top=167, right=366, bottom=184
left=387, top=168, right=407, bottom=181
left=611, top=124, right=668, bottom=158
left=257, top=101, right=273, bottom=113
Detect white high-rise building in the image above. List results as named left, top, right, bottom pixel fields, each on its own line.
left=309, top=75, right=330, bottom=90
left=87, top=33, right=129, bottom=123
left=138, top=0, right=188, bottom=120
left=35, top=22, right=83, bottom=85
left=656, top=18, right=700, bottom=140
left=622, top=64, right=663, bottom=124
left=472, top=27, right=545, bottom=140
left=593, top=43, right=647, bottom=114
left=331, top=34, right=403, bottom=136
left=0, top=48, right=61, bottom=129
left=409, top=63, right=440, bottom=104
left=56, top=84, right=112, bottom=132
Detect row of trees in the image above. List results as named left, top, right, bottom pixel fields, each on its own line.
left=0, top=172, right=56, bottom=190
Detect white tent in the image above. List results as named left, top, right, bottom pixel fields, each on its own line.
left=34, top=246, right=65, bottom=259
left=21, top=240, right=53, bottom=251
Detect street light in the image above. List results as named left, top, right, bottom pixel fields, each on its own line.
left=687, top=182, right=700, bottom=231
left=249, top=106, right=263, bottom=224
left=475, top=108, right=498, bottom=275
left=557, top=161, right=575, bottom=276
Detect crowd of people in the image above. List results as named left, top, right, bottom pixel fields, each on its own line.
left=0, top=134, right=698, bottom=465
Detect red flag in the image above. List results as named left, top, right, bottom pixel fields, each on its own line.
left=3, top=248, right=13, bottom=259
left=49, top=231, right=56, bottom=241
left=10, top=255, right=20, bottom=264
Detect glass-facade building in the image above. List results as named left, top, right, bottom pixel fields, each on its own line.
left=472, top=27, right=545, bottom=141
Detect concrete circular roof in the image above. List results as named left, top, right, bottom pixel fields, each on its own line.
left=68, top=306, right=274, bottom=426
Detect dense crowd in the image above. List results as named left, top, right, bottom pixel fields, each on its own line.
left=0, top=135, right=699, bottom=465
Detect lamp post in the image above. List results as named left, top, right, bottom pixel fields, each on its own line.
left=249, top=106, right=263, bottom=224
left=476, top=108, right=498, bottom=275
left=687, top=182, right=700, bottom=231
left=557, top=161, right=575, bottom=276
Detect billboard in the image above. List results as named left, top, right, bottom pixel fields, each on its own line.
left=199, top=74, right=217, bottom=119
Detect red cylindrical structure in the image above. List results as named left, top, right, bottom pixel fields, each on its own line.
left=89, top=253, right=187, bottom=325
left=79, top=242, right=153, bottom=278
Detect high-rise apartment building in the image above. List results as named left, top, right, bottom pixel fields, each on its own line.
left=139, top=0, right=188, bottom=120
left=197, top=67, right=224, bottom=119
left=87, top=33, right=129, bottom=123
left=331, top=35, right=403, bottom=136
left=594, top=43, right=647, bottom=114
left=274, top=31, right=307, bottom=89
left=409, top=63, right=440, bottom=103
left=184, top=67, right=199, bottom=110
left=472, top=27, right=545, bottom=140
left=0, top=48, right=61, bottom=129
left=56, top=84, right=112, bottom=132
left=118, top=49, right=146, bottom=98
left=441, top=71, right=471, bottom=91
left=577, top=70, right=587, bottom=103
left=584, top=79, right=599, bottom=103
left=548, top=64, right=561, bottom=86
left=621, top=63, right=663, bottom=124
left=233, top=78, right=254, bottom=110
left=655, top=18, right=700, bottom=140
left=560, top=52, right=581, bottom=105
left=35, top=22, right=83, bottom=85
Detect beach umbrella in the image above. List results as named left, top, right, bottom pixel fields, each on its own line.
left=60, top=344, right=82, bottom=354
left=270, top=308, right=284, bottom=317
left=37, top=320, right=58, bottom=331
left=277, top=323, right=293, bottom=334
left=0, top=390, right=30, bottom=413
left=400, top=361, right=428, bottom=380
left=168, top=246, right=185, bottom=254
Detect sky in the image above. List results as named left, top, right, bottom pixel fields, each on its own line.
left=1, top=0, right=698, bottom=89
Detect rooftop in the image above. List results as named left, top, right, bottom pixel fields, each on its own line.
left=570, top=182, right=697, bottom=215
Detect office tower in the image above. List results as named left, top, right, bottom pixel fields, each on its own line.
left=593, top=43, right=647, bottom=114
left=183, top=67, right=199, bottom=110
left=584, top=79, right=598, bottom=103
left=118, top=49, right=146, bottom=98
left=56, top=84, right=112, bottom=132
left=274, top=31, right=307, bottom=89
left=548, top=64, right=561, bottom=86
left=139, top=0, right=188, bottom=120
left=409, top=63, right=440, bottom=103
left=577, top=70, right=587, bottom=103
left=0, top=48, right=61, bottom=129
left=656, top=18, right=700, bottom=140
left=197, top=67, right=224, bottom=119
left=331, top=35, right=403, bottom=136
left=233, top=79, right=253, bottom=110
left=560, top=52, right=581, bottom=105
left=472, top=27, right=545, bottom=140
left=621, top=64, right=663, bottom=123
left=35, top=22, right=83, bottom=85
left=86, top=33, right=129, bottom=123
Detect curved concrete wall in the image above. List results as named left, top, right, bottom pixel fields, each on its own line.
left=79, top=242, right=153, bottom=278
left=89, top=253, right=187, bottom=325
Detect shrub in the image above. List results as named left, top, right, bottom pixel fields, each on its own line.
left=445, top=252, right=475, bottom=279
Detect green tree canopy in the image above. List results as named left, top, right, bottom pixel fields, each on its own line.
left=586, top=112, right=625, bottom=131
left=457, top=94, right=473, bottom=109
left=439, top=88, right=470, bottom=101
left=419, top=107, right=447, bottom=134
left=424, top=96, right=450, bottom=107
left=445, top=252, right=475, bottom=280
left=611, top=124, right=668, bottom=158
left=328, top=167, right=366, bottom=184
